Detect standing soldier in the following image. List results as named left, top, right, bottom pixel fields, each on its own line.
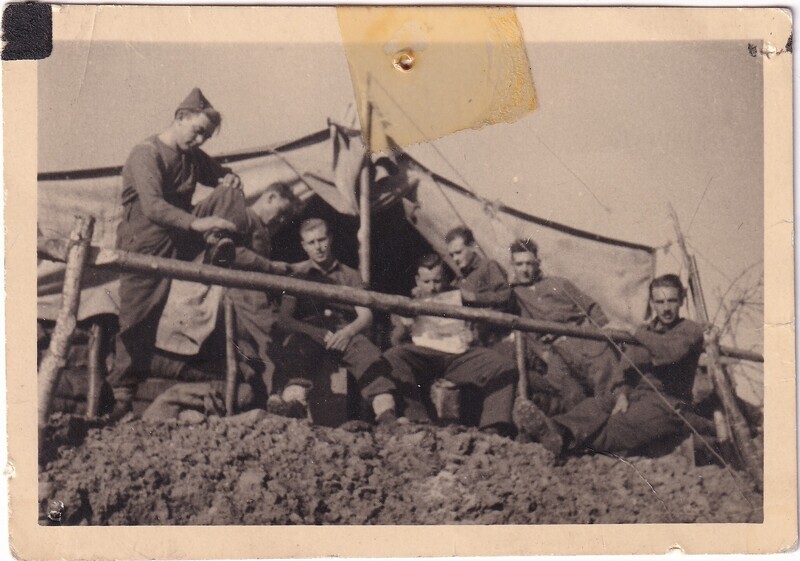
left=518, top=274, right=706, bottom=457
left=107, top=88, right=246, bottom=419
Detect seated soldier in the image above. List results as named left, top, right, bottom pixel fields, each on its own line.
left=504, top=238, right=623, bottom=414
left=445, top=226, right=511, bottom=346
left=271, top=218, right=393, bottom=420
left=367, top=254, right=518, bottom=436
left=389, top=253, right=446, bottom=347
left=518, top=274, right=706, bottom=458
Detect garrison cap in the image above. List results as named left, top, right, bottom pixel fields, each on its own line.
left=175, top=87, right=214, bottom=115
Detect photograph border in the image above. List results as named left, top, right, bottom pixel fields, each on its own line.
left=6, top=6, right=795, bottom=557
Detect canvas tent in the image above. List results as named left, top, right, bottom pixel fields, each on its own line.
left=37, top=114, right=655, bottom=326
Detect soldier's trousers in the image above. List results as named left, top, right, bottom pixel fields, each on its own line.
left=108, top=186, right=249, bottom=391
left=278, top=332, right=391, bottom=404
left=380, top=344, right=517, bottom=429
left=545, top=337, right=622, bottom=414
left=552, top=387, right=687, bottom=453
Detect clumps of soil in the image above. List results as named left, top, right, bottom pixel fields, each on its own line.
left=39, top=412, right=762, bottom=525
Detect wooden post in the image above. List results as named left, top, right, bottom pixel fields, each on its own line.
left=357, top=100, right=374, bottom=286
left=705, top=328, right=763, bottom=489
left=38, top=217, right=94, bottom=444
left=37, top=238, right=764, bottom=363
left=85, top=320, right=104, bottom=418
left=514, top=331, right=529, bottom=400
left=669, top=204, right=742, bottom=468
left=668, top=204, right=709, bottom=322
left=223, top=296, right=238, bottom=417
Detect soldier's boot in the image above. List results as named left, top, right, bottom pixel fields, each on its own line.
left=372, top=393, right=397, bottom=427
left=107, top=386, right=135, bottom=423
left=266, top=384, right=309, bottom=419
left=513, top=398, right=565, bottom=456
left=204, top=230, right=236, bottom=268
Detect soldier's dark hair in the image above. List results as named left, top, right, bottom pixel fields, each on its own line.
left=175, top=107, right=223, bottom=133
left=649, top=274, right=686, bottom=300
left=509, top=238, right=539, bottom=257
left=445, top=226, right=475, bottom=246
left=264, top=182, right=301, bottom=215
left=416, top=253, right=443, bottom=272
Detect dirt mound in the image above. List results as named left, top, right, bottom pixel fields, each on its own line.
left=39, top=412, right=762, bottom=525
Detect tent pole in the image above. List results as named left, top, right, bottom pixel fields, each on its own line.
left=514, top=331, right=528, bottom=399
left=358, top=100, right=374, bottom=286
left=668, top=204, right=709, bottom=322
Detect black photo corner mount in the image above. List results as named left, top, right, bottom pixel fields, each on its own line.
left=2, top=2, right=52, bottom=61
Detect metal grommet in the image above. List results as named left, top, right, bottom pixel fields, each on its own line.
left=393, top=50, right=415, bottom=72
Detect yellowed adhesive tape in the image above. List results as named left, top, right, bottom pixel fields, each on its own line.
left=337, top=7, right=537, bottom=152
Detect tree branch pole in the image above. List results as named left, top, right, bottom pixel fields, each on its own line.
left=38, top=237, right=764, bottom=364
left=38, top=217, right=94, bottom=443
left=705, top=329, right=763, bottom=490
left=358, top=98, right=374, bottom=286
left=669, top=204, right=761, bottom=482
left=223, top=296, right=238, bottom=417
left=514, top=331, right=529, bottom=400
left=86, top=321, right=104, bottom=418
left=669, top=204, right=709, bottom=322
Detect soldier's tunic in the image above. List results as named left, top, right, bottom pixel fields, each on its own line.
left=552, top=317, right=704, bottom=452
left=453, top=253, right=511, bottom=345
left=377, top=288, right=517, bottom=430
left=108, top=135, right=240, bottom=391
left=509, top=276, right=622, bottom=414
left=276, top=259, right=389, bottom=403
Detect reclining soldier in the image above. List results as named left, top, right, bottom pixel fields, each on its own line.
left=518, top=274, right=706, bottom=457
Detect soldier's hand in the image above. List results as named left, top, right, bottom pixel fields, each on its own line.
left=602, top=320, right=636, bottom=337
left=270, top=261, right=293, bottom=276
left=219, top=173, right=243, bottom=190
left=325, top=328, right=354, bottom=352
left=460, top=289, right=477, bottom=303
left=190, top=216, right=237, bottom=234
left=611, top=392, right=629, bottom=416
left=703, top=325, right=720, bottom=344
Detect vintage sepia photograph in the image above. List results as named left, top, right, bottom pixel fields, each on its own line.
left=8, top=7, right=792, bottom=555
left=34, top=8, right=769, bottom=528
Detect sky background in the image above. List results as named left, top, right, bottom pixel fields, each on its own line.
left=38, top=31, right=764, bottom=395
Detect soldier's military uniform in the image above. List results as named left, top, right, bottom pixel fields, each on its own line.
left=508, top=276, right=623, bottom=414
left=551, top=317, right=704, bottom=452
left=453, top=252, right=511, bottom=345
